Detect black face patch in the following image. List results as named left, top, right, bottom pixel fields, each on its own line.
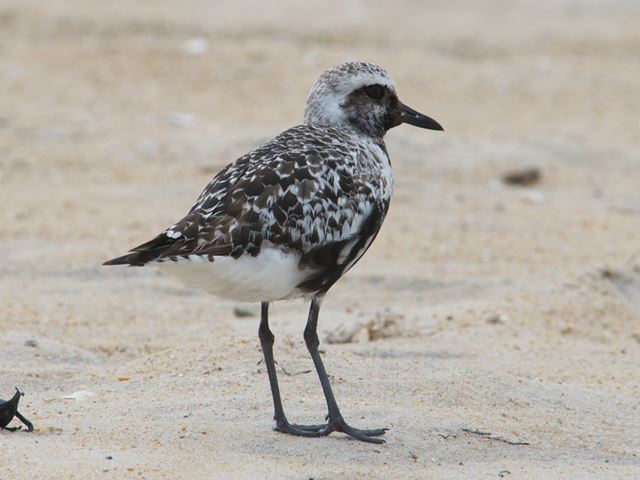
left=341, top=86, right=400, bottom=138
left=364, top=84, right=385, bottom=101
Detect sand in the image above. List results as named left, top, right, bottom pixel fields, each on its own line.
left=1, top=0, right=639, bottom=478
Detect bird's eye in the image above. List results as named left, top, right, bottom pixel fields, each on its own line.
left=364, top=84, right=385, bottom=101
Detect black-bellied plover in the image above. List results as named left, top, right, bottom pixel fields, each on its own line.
left=104, top=61, right=443, bottom=443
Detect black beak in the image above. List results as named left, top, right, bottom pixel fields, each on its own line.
left=398, top=102, right=444, bottom=131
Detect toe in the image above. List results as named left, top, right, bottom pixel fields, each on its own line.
left=355, top=428, right=387, bottom=437
left=293, top=423, right=328, bottom=432
left=332, top=420, right=388, bottom=443
left=275, top=421, right=330, bottom=437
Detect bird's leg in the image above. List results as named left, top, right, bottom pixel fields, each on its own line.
left=258, top=302, right=325, bottom=436
left=260, top=298, right=386, bottom=441
left=258, top=302, right=287, bottom=426
left=301, top=295, right=387, bottom=443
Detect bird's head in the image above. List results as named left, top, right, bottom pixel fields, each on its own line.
left=303, top=61, right=443, bottom=139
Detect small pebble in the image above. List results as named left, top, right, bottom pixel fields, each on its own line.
left=233, top=306, right=257, bottom=318
left=502, top=167, right=541, bottom=186
left=183, top=37, right=209, bottom=55
left=486, top=314, right=509, bottom=325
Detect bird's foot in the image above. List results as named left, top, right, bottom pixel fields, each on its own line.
left=274, top=416, right=387, bottom=444
left=274, top=420, right=327, bottom=437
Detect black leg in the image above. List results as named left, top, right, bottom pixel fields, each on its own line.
left=258, top=302, right=287, bottom=424
left=260, top=298, right=387, bottom=443
left=302, top=294, right=387, bottom=443
left=258, top=302, right=328, bottom=437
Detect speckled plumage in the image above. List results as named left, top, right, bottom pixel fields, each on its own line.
left=106, top=62, right=398, bottom=300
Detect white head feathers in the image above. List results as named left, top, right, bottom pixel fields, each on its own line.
left=303, top=62, right=397, bottom=128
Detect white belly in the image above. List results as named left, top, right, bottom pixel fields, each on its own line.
left=156, top=247, right=313, bottom=302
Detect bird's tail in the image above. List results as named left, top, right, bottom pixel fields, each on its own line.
left=103, top=234, right=175, bottom=267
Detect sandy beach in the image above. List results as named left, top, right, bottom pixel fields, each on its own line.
left=1, top=0, right=639, bottom=478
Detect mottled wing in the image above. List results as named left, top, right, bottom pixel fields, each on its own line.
left=104, top=124, right=392, bottom=293
left=103, top=154, right=252, bottom=266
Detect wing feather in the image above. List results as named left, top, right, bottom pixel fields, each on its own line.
left=103, top=124, right=392, bottom=274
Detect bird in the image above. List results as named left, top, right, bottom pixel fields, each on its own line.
left=104, top=61, right=443, bottom=443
